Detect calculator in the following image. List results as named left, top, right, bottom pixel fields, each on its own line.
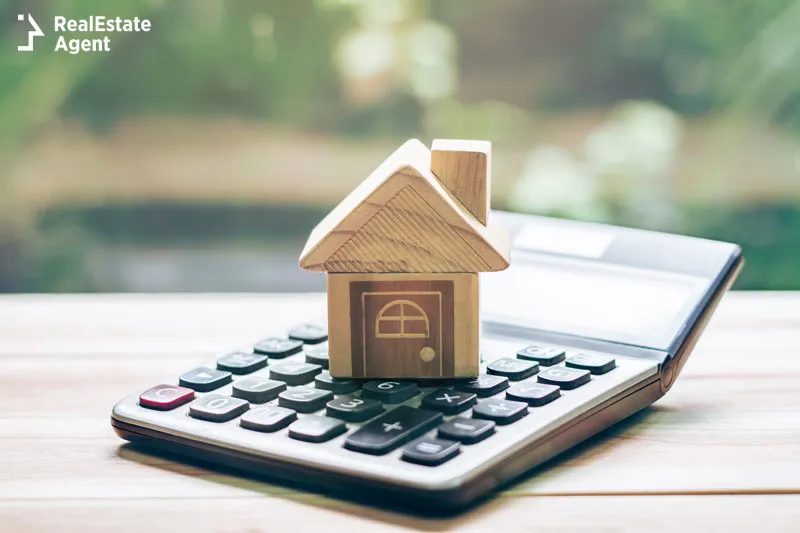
left=111, top=211, right=743, bottom=511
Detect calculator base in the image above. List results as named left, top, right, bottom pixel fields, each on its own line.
left=112, top=375, right=662, bottom=512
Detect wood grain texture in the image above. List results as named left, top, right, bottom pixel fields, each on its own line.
left=298, top=139, right=510, bottom=273
left=327, top=273, right=479, bottom=378
left=431, top=139, right=491, bottom=225
left=0, top=292, right=799, bottom=532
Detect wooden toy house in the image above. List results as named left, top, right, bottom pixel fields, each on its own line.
left=299, top=139, right=510, bottom=379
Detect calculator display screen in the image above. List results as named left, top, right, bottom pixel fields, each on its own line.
left=482, top=253, right=710, bottom=350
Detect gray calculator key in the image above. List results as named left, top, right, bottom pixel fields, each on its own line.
left=305, top=345, right=330, bottom=369
left=231, top=377, right=286, bottom=403
left=344, top=406, right=443, bottom=455
left=269, top=362, right=323, bottom=385
left=455, top=374, right=509, bottom=397
left=487, top=358, right=539, bottom=381
left=288, top=416, right=346, bottom=443
left=314, top=371, right=361, bottom=394
left=253, top=337, right=303, bottom=358
left=361, top=381, right=419, bottom=404
left=438, top=418, right=495, bottom=444
left=326, top=396, right=384, bottom=422
left=506, top=382, right=560, bottom=406
left=240, top=406, right=297, bottom=432
left=216, top=351, right=268, bottom=374
left=517, top=345, right=566, bottom=366
left=421, top=389, right=477, bottom=415
left=537, top=366, right=591, bottom=390
left=288, top=324, right=328, bottom=345
left=472, top=398, right=528, bottom=425
left=278, top=386, right=333, bottom=413
left=189, top=394, right=249, bottom=422
left=402, top=437, right=460, bottom=466
left=179, top=367, right=232, bottom=392
left=566, top=353, right=616, bottom=374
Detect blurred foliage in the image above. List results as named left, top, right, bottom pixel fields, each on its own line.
left=1, top=0, right=799, bottom=291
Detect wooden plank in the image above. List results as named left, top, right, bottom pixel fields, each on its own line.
left=1, top=495, right=799, bottom=533
left=0, top=292, right=798, bottom=531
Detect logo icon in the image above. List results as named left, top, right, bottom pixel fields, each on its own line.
left=17, top=14, right=44, bottom=52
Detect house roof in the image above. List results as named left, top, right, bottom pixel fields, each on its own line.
left=299, top=139, right=510, bottom=273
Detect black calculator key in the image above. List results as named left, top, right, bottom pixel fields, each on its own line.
left=438, top=418, right=495, bottom=444
left=362, top=381, right=419, bottom=404
left=305, top=345, right=330, bottom=369
left=566, top=352, right=616, bottom=375
left=537, top=366, right=591, bottom=390
left=179, top=367, right=232, bottom=392
left=269, top=362, right=323, bottom=385
left=231, top=377, right=286, bottom=403
left=314, top=371, right=361, bottom=395
left=402, top=437, right=460, bottom=466
left=517, top=345, right=566, bottom=366
left=421, top=389, right=477, bottom=415
left=487, top=358, right=539, bottom=381
left=189, top=394, right=249, bottom=422
left=472, top=398, right=528, bottom=425
left=253, top=337, right=303, bottom=358
left=216, top=352, right=268, bottom=374
left=289, top=416, right=347, bottom=443
left=344, top=406, right=443, bottom=455
left=278, top=386, right=333, bottom=413
left=240, top=405, right=297, bottom=432
left=288, top=324, right=328, bottom=345
left=506, top=382, right=561, bottom=406
left=326, top=396, right=384, bottom=422
left=455, top=374, right=509, bottom=397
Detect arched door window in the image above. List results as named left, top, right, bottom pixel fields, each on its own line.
left=375, top=299, right=430, bottom=339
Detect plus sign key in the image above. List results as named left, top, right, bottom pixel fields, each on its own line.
left=344, top=406, right=443, bottom=455
left=421, top=389, right=477, bottom=415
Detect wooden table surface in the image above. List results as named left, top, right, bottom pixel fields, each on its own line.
left=1, top=292, right=799, bottom=532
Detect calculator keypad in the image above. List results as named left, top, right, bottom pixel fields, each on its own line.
left=402, top=437, right=460, bottom=466
left=326, top=396, right=384, bottom=422
left=179, top=367, right=232, bottom=392
left=361, top=381, right=419, bottom=404
left=487, top=358, right=539, bottom=381
left=455, top=374, right=509, bottom=397
left=240, top=405, right=297, bottom=432
left=216, top=352, right=268, bottom=374
left=278, top=386, right=333, bottom=413
left=253, top=337, right=303, bottom=358
left=289, top=415, right=346, bottom=442
left=566, top=352, right=617, bottom=375
left=537, top=366, right=592, bottom=390
left=344, top=406, right=442, bottom=455
left=124, top=324, right=635, bottom=472
left=472, top=398, right=529, bottom=425
left=421, top=389, right=477, bottom=415
left=189, top=395, right=249, bottom=422
left=139, top=384, right=195, bottom=410
left=269, top=362, right=323, bottom=386
left=231, top=377, right=286, bottom=403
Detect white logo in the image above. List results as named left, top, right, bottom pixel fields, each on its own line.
left=17, top=14, right=44, bottom=51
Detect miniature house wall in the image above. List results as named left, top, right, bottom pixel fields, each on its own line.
left=299, top=139, right=510, bottom=379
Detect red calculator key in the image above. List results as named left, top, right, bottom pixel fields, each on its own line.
left=139, top=385, right=195, bottom=410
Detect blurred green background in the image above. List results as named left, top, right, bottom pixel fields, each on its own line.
left=1, top=0, right=798, bottom=292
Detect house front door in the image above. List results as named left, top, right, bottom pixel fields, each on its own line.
left=349, top=279, right=454, bottom=378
